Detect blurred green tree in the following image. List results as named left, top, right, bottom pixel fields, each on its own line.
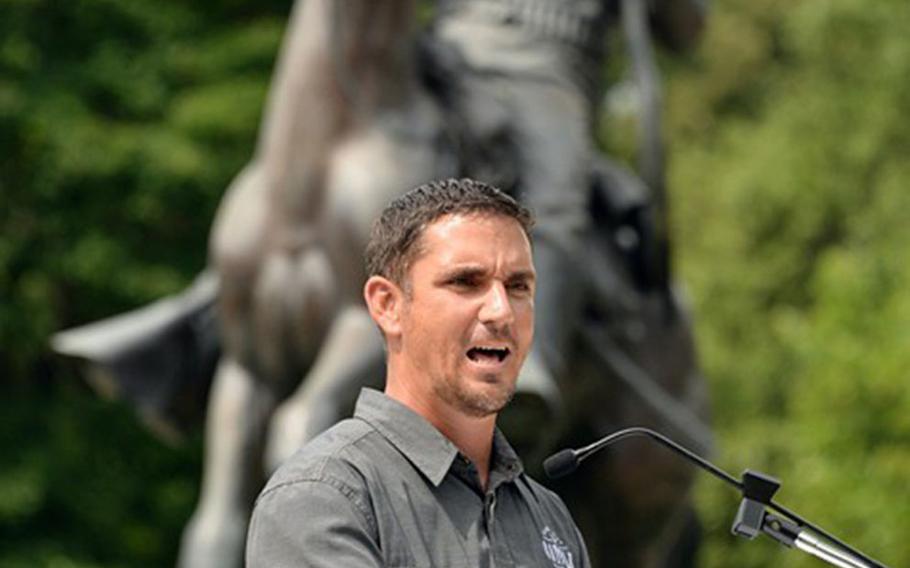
left=0, top=0, right=285, bottom=565
left=661, top=0, right=910, bottom=565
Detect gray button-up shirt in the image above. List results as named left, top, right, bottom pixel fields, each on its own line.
left=247, top=388, right=590, bottom=567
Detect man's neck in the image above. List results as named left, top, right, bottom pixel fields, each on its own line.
left=429, top=409, right=497, bottom=491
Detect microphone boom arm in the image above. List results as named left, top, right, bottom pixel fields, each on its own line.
left=544, top=427, right=888, bottom=568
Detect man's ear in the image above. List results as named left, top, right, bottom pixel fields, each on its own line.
left=363, top=275, right=404, bottom=338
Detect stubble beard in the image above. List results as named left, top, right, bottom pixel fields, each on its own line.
left=434, top=372, right=516, bottom=418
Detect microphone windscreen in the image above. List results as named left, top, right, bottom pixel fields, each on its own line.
left=543, top=449, right=578, bottom=479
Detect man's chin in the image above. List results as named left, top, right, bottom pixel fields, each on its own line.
left=455, top=384, right=516, bottom=418
left=434, top=370, right=518, bottom=417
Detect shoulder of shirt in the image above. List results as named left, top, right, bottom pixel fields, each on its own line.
left=256, top=417, right=379, bottom=502
left=517, top=474, right=587, bottom=556
left=517, top=473, right=576, bottom=519
left=251, top=417, right=384, bottom=536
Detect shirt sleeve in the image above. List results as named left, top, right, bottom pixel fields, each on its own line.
left=246, top=479, right=384, bottom=568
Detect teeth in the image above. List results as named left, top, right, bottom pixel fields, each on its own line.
left=468, top=346, right=510, bottom=362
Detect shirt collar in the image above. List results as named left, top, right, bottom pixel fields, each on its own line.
left=354, top=389, right=525, bottom=487
left=354, top=388, right=460, bottom=486
left=490, top=427, right=524, bottom=483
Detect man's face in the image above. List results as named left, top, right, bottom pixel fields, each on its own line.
left=397, top=212, right=536, bottom=418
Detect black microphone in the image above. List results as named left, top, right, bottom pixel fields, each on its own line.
left=543, top=427, right=888, bottom=568
left=542, top=448, right=579, bottom=479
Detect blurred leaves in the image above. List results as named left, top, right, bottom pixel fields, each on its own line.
left=661, top=0, right=910, bottom=565
left=0, top=380, right=203, bottom=567
left=0, top=0, right=285, bottom=565
left=0, top=0, right=286, bottom=379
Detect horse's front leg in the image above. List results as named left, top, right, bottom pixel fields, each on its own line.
left=177, top=356, right=279, bottom=568
left=265, top=306, right=385, bottom=471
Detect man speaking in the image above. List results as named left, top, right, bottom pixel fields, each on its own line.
left=246, top=178, right=590, bottom=567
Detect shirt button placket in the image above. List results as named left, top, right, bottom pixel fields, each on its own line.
left=485, top=492, right=497, bottom=526
left=485, top=492, right=509, bottom=567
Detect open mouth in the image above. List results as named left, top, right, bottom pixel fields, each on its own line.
left=466, top=346, right=510, bottom=364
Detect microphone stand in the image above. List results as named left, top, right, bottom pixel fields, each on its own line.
left=544, top=427, right=888, bottom=568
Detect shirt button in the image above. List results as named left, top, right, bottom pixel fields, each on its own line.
left=488, top=495, right=497, bottom=523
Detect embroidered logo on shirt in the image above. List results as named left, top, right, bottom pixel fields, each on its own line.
left=541, top=526, right=574, bottom=568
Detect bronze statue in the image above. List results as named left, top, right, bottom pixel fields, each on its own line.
left=53, top=1, right=710, bottom=566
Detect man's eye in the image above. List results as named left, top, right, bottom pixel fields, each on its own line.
left=508, top=281, right=531, bottom=293
left=450, top=275, right=478, bottom=287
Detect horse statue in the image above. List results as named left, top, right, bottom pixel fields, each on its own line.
left=52, top=1, right=711, bottom=566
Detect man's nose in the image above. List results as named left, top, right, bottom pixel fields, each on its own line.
left=478, top=282, right=515, bottom=326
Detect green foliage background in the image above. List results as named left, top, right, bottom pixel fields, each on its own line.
left=664, top=1, right=910, bottom=566
left=1, top=1, right=286, bottom=565
left=1, top=0, right=907, bottom=566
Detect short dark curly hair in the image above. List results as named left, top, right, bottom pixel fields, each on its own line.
left=364, top=178, right=534, bottom=286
